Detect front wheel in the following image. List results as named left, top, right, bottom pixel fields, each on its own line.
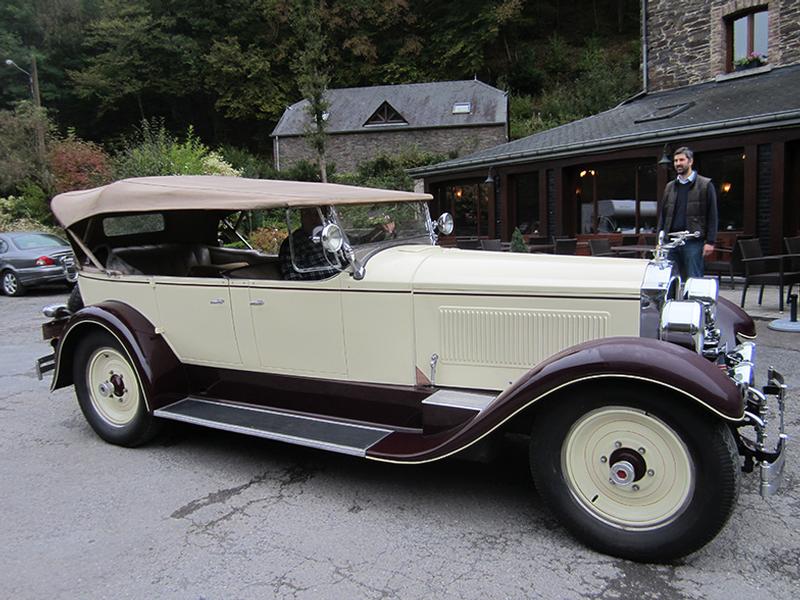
left=529, top=386, right=740, bottom=562
left=73, top=330, right=160, bottom=447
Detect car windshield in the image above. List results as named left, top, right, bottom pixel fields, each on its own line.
left=12, top=233, right=67, bottom=250
left=334, top=201, right=431, bottom=250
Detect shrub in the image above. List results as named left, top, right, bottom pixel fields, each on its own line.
left=218, top=145, right=277, bottom=179
left=112, top=119, right=240, bottom=178
left=249, top=226, right=288, bottom=255
left=0, top=102, right=56, bottom=196
left=335, top=147, right=446, bottom=191
left=49, top=134, right=112, bottom=194
left=510, top=227, right=528, bottom=253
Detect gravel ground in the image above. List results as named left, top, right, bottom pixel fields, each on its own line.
left=1, top=288, right=798, bottom=600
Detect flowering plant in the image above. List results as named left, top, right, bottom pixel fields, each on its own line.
left=733, top=52, right=767, bottom=68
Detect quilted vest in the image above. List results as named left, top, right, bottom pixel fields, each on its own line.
left=662, top=174, right=712, bottom=237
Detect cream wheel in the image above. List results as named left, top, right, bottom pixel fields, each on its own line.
left=86, top=346, right=141, bottom=427
left=561, top=406, right=694, bottom=530
left=73, top=330, right=160, bottom=447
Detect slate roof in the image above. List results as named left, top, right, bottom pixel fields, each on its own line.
left=271, top=80, right=507, bottom=137
left=410, top=64, right=800, bottom=177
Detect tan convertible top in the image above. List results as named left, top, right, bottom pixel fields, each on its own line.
left=51, top=176, right=433, bottom=228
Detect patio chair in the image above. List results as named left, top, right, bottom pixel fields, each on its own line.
left=480, top=238, right=503, bottom=251
left=589, top=238, right=637, bottom=257
left=553, top=237, right=577, bottom=255
left=704, top=238, right=742, bottom=289
left=455, top=236, right=481, bottom=250
left=738, top=239, right=800, bottom=312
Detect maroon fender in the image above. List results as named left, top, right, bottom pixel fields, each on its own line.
left=51, top=301, right=187, bottom=411
left=367, top=337, right=744, bottom=463
left=717, top=295, right=756, bottom=342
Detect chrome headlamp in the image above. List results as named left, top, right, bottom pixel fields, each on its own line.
left=684, top=277, right=718, bottom=323
left=659, top=300, right=705, bottom=353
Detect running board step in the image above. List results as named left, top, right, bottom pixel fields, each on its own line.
left=154, top=397, right=393, bottom=457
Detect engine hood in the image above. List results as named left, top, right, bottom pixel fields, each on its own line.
left=345, top=245, right=649, bottom=298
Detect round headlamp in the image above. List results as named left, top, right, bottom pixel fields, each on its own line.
left=659, top=300, right=705, bottom=353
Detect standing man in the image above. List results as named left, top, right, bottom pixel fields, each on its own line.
left=658, top=146, right=718, bottom=279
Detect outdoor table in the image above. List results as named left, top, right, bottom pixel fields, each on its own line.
left=610, top=245, right=654, bottom=258
left=528, top=243, right=554, bottom=253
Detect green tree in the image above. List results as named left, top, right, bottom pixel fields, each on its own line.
left=290, top=0, right=331, bottom=183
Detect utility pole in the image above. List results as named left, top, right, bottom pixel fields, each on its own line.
left=5, top=54, right=48, bottom=187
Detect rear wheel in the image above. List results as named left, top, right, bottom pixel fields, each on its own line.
left=1, top=270, right=25, bottom=296
left=73, top=330, right=160, bottom=446
left=529, top=386, right=740, bottom=562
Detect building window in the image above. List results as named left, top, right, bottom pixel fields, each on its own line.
left=452, top=102, right=472, bottom=114
left=436, top=182, right=489, bottom=237
left=513, top=173, right=540, bottom=235
left=364, top=101, right=408, bottom=126
left=727, top=8, right=768, bottom=71
left=695, top=149, right=745, bottom=232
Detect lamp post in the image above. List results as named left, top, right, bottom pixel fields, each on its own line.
left=5, top=55, right=47, bottom=185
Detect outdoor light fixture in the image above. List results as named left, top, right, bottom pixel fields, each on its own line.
left=659, top=143, right=673, bottom=168
left=484, top=168, right=495, bottom=185
left=579, top=169, right=596, bottom=178
left=721, top=182, right=732, bottom=193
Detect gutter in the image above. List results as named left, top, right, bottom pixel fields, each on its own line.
left=408, top=109, right=800, bottom=177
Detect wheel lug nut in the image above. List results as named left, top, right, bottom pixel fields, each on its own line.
left=608, top=478, right=616, bottom=485
left=638, top=447, right=646, bottom=454
left=647, top=469, right=655, bottom=477
left=614, top=441, right=622, bottom=448
left=600, top=456, right=607, bottom=463
left=632, top=484, right=640, bottom=491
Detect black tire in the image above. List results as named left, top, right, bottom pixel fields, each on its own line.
left=73, top=330, right=161, bottom=447
left=66, top=284, right=84, bottom=313
left=1, top=270, right=26, bottom=296
left=529, top=385, right=740, bottom=562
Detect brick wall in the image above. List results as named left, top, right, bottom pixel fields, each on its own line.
left=648, top=0, right=800, bottom=92
left=274, top=125, right=507, bottom=173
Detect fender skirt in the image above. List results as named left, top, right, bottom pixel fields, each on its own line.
left=51, top=301, right=187, bottom=411
left=367, top=336, right=744, bottom=463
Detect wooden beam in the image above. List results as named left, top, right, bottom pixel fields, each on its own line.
left=743, top=145, right=757, bottom=236
left=770, top=142, right=785, bottom=254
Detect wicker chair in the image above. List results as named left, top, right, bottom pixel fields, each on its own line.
left=553, top=237, right=577, bottom=255
left=480, top=238, right=503, bottom=251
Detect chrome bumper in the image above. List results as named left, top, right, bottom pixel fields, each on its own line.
left=737, top=366, right=788, bottom=498
left=35, top=353, right=55, bottom=381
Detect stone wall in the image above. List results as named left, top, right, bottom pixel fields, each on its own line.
left=648, top=0, right=800, bottom=92
left=274, top=125, right=507, bottom=173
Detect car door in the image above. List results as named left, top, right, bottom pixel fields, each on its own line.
left=153, top=276, right=243, bottom=367
left=238, top=276, right=347, bottom=377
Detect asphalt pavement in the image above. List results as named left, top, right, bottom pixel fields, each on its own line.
left=1, top=288, right=798, bottom=600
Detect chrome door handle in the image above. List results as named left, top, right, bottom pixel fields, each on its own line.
left=249, top=299, right=264, bottom=306
left=209, top=298, right=225, bottom=305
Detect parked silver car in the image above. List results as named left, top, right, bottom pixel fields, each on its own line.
left=0, top=231, right=76, bottom=296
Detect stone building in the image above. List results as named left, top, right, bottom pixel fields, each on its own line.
left=271, top=80, right=508, bottom=173
left=411, top=0, right=800, bottom=254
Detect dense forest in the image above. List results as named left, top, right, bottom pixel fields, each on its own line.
left=1, top=0, right=642, bottom=229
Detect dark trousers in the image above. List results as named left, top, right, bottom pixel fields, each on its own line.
left=668, top=239, right=704, bottom=280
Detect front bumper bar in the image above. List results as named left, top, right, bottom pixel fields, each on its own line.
left=739, top=367, right=788, bottom=497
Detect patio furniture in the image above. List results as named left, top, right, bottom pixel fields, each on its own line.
left=738, top=239, right=800, bottom=312
left=455, top=236, right=481, bottom=250
left=786, top=236, right=800, bottom=271
left=480, top=238, right=503, bottom=251
left=705, top=239, right=743, bottom=289
left=589, top=238, right=637, bottom=257
left=553, top=238, right=577, bottom=255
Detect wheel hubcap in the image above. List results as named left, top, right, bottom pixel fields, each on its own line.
left=562, top=406, right=694, bottom=530
left=3, top=274, right=16, bottom=294
left=87, top=348, right=140, bottom=427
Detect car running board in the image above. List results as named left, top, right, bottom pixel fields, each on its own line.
left=154, top=397, right=393, bottom=457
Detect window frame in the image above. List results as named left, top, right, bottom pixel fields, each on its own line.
left=725, top=7, right=768, bottom=72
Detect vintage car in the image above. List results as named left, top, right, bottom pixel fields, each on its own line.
left=36, top=176, right=787, bottom=562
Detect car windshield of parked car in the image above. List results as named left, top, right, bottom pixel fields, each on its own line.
left=335, top=201, right=431, bottom=250
left=12, top=233, right=67, bottom=250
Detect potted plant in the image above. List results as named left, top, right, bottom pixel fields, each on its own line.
left=734, top=52, right=766, bottom=71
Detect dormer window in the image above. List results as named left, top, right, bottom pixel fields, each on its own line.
left=726, top=8, right=769, bottom=72
left=364, top=102, right=407, bottom=127
left=452, top=102, right=472, bottom=114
